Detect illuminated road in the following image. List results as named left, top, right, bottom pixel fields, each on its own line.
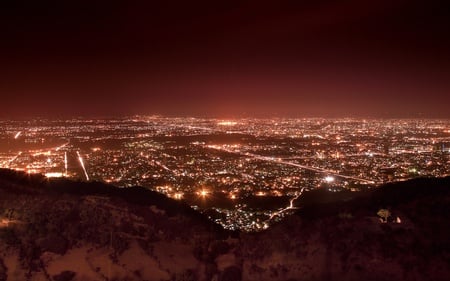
left=64, top=152, right=68, bottom=176
left=154, top=160, right=173, bottom=173
left=77, top=151, right=90, bottom=181
left=268, top=186, right=306, bottom=221
left=8, top=152, right=22, bottom=167
left=55, top=141, right=70, bottom=151
left=207, top=145, right=374, bottom=183
left=171, top=124, right=216, bottom=132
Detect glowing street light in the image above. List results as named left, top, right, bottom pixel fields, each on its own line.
left=324, top=176, right=335, bottom=183
left=199, top=190, right=209, bottom=197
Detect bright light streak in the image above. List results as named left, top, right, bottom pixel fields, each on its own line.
left=14, top=132, right=21, bottom=139
left=77, top=151, right=90, bottom=181
left=217, top=121, right=237, bottom=126
left=55, top=142, right=69, bottom=151
left=64, top=152, right=68, bottom=176
left=45, top=172, right=64, bottom=178
left=8, top=152, right=22, bottom=167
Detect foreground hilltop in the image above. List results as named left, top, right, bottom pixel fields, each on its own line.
left=0, top=169, right=449, bottom=281
left=241, top=177, right=450, bottom=281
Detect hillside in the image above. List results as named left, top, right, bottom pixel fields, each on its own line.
left=0, top=169, right=232, bottom=281
left=240, top=177, right=450, bottom=281
left=0, top=169, right=449, bottom=281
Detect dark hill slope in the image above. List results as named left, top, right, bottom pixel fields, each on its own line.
left=0, top=168, right=449, bottom=281
left=239, top=177, right=450, bottom=281
left=0, top=169, right=232, bottom=281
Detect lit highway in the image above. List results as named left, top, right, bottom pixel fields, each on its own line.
left=206, top=144, right=375, bottom=183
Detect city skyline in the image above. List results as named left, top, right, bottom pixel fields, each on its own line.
left=1, top=1, right=450, bottom=118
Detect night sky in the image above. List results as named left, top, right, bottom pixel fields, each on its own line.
left=1, top=0, right=449, bottom=118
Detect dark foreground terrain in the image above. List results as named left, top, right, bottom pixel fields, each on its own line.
left=0, top=169, right=449, bottom=281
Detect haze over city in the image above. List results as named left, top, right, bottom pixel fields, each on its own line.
left=1, top=0, right=449, bottom=118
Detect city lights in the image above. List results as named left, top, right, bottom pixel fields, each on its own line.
left=217, top=121, right=237, bottom=126
left=45, top=172, right=64, bottom=178
left=199, top=190, right=209, bottom=197
left=0, top=117, right=448, bottom=231
left=324, top=176, right=335, bottom=183
left=173, top=192, right=183, bottom=200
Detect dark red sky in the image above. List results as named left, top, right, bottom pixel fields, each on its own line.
left=0, top=0, right=449, bottom=118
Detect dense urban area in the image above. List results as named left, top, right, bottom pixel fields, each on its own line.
left=1, top=117, right=449, bottom=231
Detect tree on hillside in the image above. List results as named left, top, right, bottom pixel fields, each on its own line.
left=377, top=209, right=391, bottom=223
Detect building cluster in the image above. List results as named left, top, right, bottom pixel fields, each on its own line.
left=0, top=117, right=449, bottom=231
